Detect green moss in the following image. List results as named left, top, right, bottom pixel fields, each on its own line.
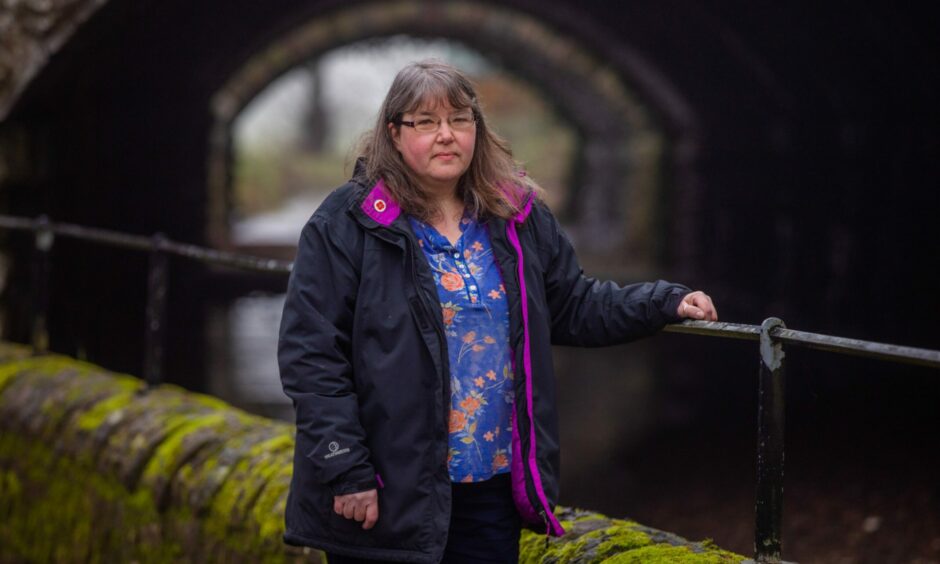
left=0, top=357, right=36, bottom=392
left=0, top=469, right=21, bottom=497
left=140, top=412, right=228, bottom=488
left=584, top=524, right=654, bottom=556
left=75, top=388, right=139, bottom=431
left=203, top=433, right=294, bottom=547
left=190, top=391, right=234, bottom=411
left=0, top=342, right=31, bottom=362
left=250, top=463, right=293, bottom=547
left=0, top=432, right=174, bottom=563
left=602, top=544, right=741, bottom=563
left=519, top=508, right=746, bottom=563
left=521, top=521, right=654, bottom=564
left=1, top=345, right=745, bottom=563
left=0, top=353, right=101, bottom=394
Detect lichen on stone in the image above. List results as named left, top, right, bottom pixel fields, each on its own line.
left=1, top=345, right=744, bottom=563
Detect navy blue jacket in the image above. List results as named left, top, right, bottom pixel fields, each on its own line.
left=278, top=176, right=689, bottom=562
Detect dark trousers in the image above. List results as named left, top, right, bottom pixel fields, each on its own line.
left=327, top=473, right=521, bottom=564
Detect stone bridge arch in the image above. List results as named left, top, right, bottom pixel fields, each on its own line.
left=0, top=0, right=702, bottom=392
left=206, top=0, right=698, bottom=273
left=1, top=0, right=704, bottom=278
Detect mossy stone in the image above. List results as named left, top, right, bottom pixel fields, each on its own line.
left=1, top=346, right=744, bottom=563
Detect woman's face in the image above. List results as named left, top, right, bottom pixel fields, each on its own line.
left=389, top=99, right=476, bottom=195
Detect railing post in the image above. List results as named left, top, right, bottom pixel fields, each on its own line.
left=755, top=317, right=786, bottom=562
left=31, top=215, right=53, bottom=355
left=143, top=233, right=169, bottom=388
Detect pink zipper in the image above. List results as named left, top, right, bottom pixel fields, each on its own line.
left=506, top=217, right=565, bottom=537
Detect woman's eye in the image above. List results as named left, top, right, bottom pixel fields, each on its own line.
left=416, top=119, right=436, bottom=126
left=452, top=116, right=471, bottom=124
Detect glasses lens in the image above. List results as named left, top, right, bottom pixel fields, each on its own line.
left=406, top=113, right=475, bottom=133
left=450, top=113, right=475, bottom=130
left=413, top=117, right=439, bottom=133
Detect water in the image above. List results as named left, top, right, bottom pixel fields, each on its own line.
left=231, top=194, right=326, bottom=246
left=208, top=293, right=293, bottom=421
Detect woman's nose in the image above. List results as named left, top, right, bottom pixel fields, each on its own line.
left=436, top=121, right=455, bottom=141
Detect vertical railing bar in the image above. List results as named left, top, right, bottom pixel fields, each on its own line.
left=143, top=233, right=169, bottom=389
left=31, top=215, right=53, bottom=355
left=755, top=317, right=787, bottom=562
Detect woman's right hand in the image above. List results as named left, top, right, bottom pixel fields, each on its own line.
left=676, top=290, right=718, bottom=321
left=334, top=489, right=379, bottom=530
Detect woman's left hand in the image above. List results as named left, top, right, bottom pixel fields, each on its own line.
left=677, top=291, right=718, bottom=321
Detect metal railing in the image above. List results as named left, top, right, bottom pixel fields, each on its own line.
left=2, top=213, right=939, bottom=563
left=0, top=214, right=291, bottom=386
left=663, top=319, right=938, bottom=562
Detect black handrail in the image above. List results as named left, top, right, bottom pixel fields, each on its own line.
left=663, top=320, right=940, bottom=368
left=0, top=215, right=293, bottom=273
left=2, top=213, right=938, bottom=563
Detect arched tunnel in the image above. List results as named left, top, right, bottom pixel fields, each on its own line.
left=1, top=1, right=938, bottom=560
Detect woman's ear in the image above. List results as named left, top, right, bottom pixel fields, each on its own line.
left=387, top=122, right=401, bottom=152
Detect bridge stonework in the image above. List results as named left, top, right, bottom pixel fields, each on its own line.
left=0, top=342, right=744, bottom=563
left=0, top=0, right=107, bottom=120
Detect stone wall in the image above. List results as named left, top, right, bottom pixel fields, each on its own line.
left=0, top=0, right=108, bottom=119
left=0, top=342, right=745, bottom=563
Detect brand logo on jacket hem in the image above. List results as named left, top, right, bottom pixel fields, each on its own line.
left=325, top=441, right=351, bottom=459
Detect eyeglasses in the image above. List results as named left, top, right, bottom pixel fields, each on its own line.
left=394, top=112, right=477, bottom=134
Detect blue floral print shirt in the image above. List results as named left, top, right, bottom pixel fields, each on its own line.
left=408, top=213, right=514, bottom=483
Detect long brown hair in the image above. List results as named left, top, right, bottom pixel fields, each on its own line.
left=357, top=59, right=540, bottom=221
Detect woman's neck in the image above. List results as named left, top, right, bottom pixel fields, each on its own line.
left=425, top=188, right=465, bottom=245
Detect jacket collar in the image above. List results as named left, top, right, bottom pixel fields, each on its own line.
left=354, top=178, right=534, bottom=228
left=360, top=179, right=402, bottom=226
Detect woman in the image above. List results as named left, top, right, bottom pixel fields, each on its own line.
left=278, top=60, right=717, bottom=564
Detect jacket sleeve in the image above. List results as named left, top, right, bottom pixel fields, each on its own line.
left=537, top=205, right=691, bottom=347
left=278, top=215, right=376, bottom=495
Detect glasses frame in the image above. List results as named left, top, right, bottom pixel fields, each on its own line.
left=392, top=111, right=478, bottom=134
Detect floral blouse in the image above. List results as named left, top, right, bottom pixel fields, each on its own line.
left=408, top=213, right=514, bottom=483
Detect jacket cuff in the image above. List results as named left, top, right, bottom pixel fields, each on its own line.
left=328, top=464, right=378, bottom=496
left=662, top=286, right=692, bottom=323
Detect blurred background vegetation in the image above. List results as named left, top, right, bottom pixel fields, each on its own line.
left=230, top=37, right=576, bottom=248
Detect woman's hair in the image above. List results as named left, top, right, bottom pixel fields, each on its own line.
left=357, top=59, right=540, bottom=221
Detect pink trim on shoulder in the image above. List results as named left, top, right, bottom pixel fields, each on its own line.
left=513, top=193, right=534, bottom=223
left=361, top=179, right=401, bottom=226
left=499, top=182, right=535, bottom=223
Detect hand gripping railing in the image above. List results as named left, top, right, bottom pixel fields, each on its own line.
left=3, top=213, right=939, bottom=562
